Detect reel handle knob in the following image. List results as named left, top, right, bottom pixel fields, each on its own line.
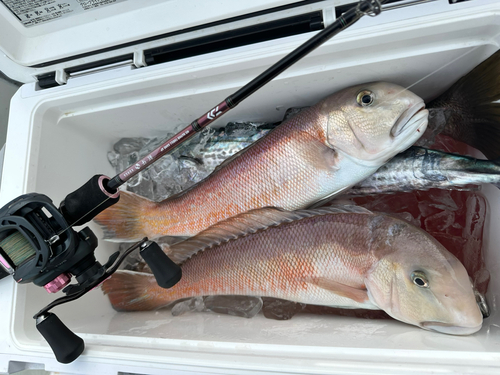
left=36, top=313, right=84, bottom=364
left=140, top=240, right=182, bottom=288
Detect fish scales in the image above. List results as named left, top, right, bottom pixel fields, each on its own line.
left=99, top=51, right=500, bottom=243
left=151, top=108, right=332, bottom=236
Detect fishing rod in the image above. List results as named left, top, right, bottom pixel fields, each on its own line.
left=0, top=0, right=383, bottom=364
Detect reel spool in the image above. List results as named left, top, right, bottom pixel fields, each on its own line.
left=0, top=192, right=101, bottom=291
left=0, top=231, right=36, bottom=267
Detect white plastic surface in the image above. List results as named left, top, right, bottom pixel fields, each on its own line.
left=0, top=76, right=18, bottom=145
left=1, top=0, right=500, bottom=374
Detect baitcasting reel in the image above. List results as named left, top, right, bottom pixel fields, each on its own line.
left=0, top=175, right=182, bottom=364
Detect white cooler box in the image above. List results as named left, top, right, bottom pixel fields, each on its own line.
left=0, top=0, right=500, bottom=374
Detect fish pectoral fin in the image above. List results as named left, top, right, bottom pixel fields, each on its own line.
left=307, top=277, right=369, bottom=304
left=306, top=186, right=354, bottom=209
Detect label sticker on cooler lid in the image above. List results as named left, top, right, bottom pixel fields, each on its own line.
left=0, top=0, right=127, bottom=28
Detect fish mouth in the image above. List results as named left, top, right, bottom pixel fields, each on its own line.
left=391, top=102, right=427, bottom=137
left=420, top=321, right=482, bottom=336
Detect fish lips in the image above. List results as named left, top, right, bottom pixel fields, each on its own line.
left=391, top=102, right=428, bottom=138
left=420, top=321, right=482, bottom=336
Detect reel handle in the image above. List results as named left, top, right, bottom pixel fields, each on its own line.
left=140, top=241, right=182, bottom=288
left=36, top=313, right=84, bottom=364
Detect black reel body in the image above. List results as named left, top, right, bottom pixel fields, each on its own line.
left=0, top=193, right=99, bottom=289
left=0, top=186, right=181, bottom=364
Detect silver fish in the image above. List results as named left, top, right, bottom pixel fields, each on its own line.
left=346, top=147, right=500, bottom=196
left=178, top=122, right=275, bottom=171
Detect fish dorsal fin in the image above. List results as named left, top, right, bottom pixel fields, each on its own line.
left=168, top=205, right=372, bottom=264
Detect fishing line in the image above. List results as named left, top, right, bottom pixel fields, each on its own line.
left=1, top=1, right=494, bottom=366
left=54, top=195, right=112, bottom=237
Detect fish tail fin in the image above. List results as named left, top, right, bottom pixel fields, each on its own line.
left=428, top=50, right=500, bottom=159
left=101, top=270, right=168, bottom=311
left=94, top=190, right=153, bottom=241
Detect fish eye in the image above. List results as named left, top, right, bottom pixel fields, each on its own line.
left=356, top=90, right=374, bottom=107
left=411, top=271, right=429, bottom=288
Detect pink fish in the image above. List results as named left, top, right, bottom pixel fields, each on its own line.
left=102, top=206, right=482, bottom=335
left=95, top=82, right=427, bottom=240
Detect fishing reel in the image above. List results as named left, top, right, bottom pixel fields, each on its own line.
left=0, top=175, right=182, bottom=364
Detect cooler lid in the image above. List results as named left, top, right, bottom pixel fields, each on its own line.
left=0, top=0, right=331, bottom=83
left=0, top=0, right=491, bottom=86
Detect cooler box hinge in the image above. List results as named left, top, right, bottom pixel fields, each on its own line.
left=28, top=0, right=466, bottom=90
left=36, top=54, right=139, bottom=89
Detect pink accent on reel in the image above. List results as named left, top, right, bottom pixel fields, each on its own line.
left=44, top=273, right=71, bottom=294
left=0, top=254, right=11, bottom=270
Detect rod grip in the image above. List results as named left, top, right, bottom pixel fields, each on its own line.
left=140, top=241, right=182, bottom=288
left=36, top=313, right=84, bottom=364
left=60, top=175, right=120, bottom=226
